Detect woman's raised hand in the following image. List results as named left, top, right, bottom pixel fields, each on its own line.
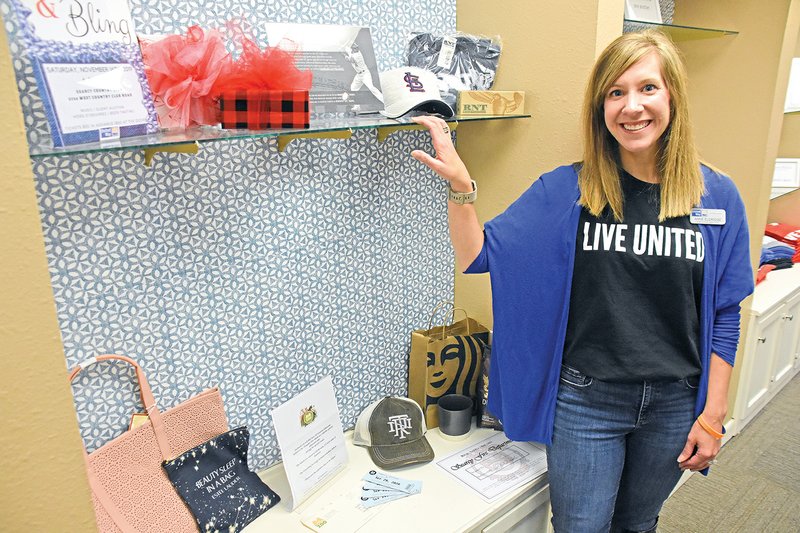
left=409, top=115, right=484, bottom=270
left=410, top=115, right=473, bottom=190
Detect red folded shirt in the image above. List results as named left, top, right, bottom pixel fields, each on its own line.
left=765, top=222, right=800, bottom=245
left=756, top=264, right=777, bottom=285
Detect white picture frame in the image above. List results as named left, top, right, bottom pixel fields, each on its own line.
left=624, top=0, right=663, bottom=23
left=773, top=159, right=800, bottom=188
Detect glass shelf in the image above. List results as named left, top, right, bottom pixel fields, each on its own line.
left=28, top=114, right=531, bottom=159
left=623, top=20, right=738, bottom=41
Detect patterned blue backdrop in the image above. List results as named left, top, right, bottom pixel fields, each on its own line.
left=1, top=0, right=455, bottom=470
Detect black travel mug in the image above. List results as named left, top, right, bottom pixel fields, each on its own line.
left=437, top=394, right=473, bottom=439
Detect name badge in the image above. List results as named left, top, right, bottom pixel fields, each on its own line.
left=690, top=208, right=726, bottom=225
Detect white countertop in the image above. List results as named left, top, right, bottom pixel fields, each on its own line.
left=246, top=425, right=548, bottom=532
left=751, top=264, right=800, bottom=316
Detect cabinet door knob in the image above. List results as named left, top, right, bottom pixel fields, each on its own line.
left=757, top=337, right=766, bottom=343
left=783, top=314, right=794, bottom=321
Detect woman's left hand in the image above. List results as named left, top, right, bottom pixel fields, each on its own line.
left=677, top=417, right=722, bottom=471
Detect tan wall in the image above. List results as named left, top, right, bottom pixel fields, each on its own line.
left=769, top=30, right=800, bottom=242
left=454, top=0, right=624, bottom=328
left=778, top=31, right=800, bottom=158
left=768, top=188, right=800, bottom=225
left=780, top=114, right=800, bottom=157
left=674, top=0, right=800, bottom=412
left=674, top=1, right=799, bottom=269
left=0, top=26, right=96, bottom=532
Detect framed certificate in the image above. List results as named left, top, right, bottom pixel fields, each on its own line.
left=773, top=159, right=800, bottom=188
left=624, top=0, right=663, bottom=23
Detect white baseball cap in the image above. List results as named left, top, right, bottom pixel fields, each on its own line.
left=379, top=67, right=454, bottom=119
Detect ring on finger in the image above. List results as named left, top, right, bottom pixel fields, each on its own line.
left=708, top=459, right=718, bottom=466
left=442, top=124, right=450, bottom=134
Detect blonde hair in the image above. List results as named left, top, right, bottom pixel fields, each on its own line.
left=579, top=30, right=703, bottom=222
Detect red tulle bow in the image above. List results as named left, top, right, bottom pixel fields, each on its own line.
left=141, top=26, right=230, bottom=129
left=212, top=23, right=312, bottom=93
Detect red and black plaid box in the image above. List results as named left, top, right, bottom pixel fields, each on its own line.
left=219, top=89, right=310, bottom=129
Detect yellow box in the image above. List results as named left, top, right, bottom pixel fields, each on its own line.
left=457, top=91, right=525, bottom=116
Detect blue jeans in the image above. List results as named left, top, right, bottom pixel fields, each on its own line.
left=546, top=365, right=698, bottom=533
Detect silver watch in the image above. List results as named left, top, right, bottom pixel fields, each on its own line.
left=448, top=180, right=477, bottom=204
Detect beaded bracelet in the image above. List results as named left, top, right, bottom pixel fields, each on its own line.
left=697, top=414, right=724, bottom=439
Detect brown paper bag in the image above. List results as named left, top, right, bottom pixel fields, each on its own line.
left=408, top=302, right=490, bottom=428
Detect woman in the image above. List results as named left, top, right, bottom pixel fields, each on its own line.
left=411, top=31, right=753, bottom=533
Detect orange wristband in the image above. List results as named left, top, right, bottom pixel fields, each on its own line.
left=697, top=414, right=724, bottom=439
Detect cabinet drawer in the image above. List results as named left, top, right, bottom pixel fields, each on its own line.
left=482, top=485, right=550, bottom=533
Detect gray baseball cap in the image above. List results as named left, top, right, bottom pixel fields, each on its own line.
left=353, top=396, right=435, bottom=470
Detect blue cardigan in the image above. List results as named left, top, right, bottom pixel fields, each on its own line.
left=465, top=164, right=754, bottom=444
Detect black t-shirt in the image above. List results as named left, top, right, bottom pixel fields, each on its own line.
left=562, top=169, right=703, bottom=382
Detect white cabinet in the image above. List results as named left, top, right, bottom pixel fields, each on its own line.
left=773, top=290, right=800, bottom=387
left=480, top=485, right=550, bottom=533
left=739, top=305, right=782, bottom=422
left=734, top=265, right=800, bottom=432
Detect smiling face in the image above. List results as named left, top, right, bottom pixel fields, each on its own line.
left=603, top=51, right=671, bottom=171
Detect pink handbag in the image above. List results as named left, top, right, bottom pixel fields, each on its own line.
left=68, top=354, right=229, bottom=533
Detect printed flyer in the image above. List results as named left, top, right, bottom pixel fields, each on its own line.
left=271, top=376, right=348, bottom=510
left=11, top=0, right=158, bottom=147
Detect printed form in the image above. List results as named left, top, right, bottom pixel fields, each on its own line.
left=436, top=432, right=547, bottom=501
